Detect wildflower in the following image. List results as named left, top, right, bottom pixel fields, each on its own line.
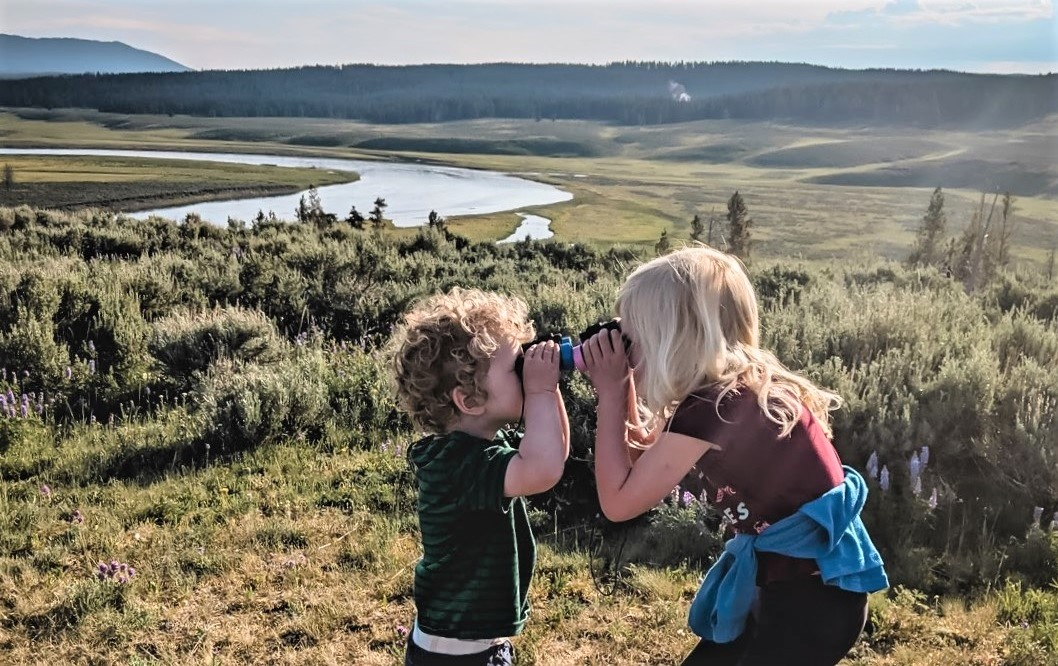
left=682, top=490, right=696, bottom=507
left=396, top=624, right=409, bottom=639
left=919, top=445, right=929, bottom=467
left=865, top=451, right=879, bottom=480
left=64, top=366, right=72, bottom=380
left=71, top=509, right=84, bottom=524
left=909, top=452, right=921, bottom=484
left=40, top=484, right=51, bottom=499
left=1050, top=512, right=1058, bottom=532
left=928, top=488, right=938, bottom=510
left=95, top=560, right=136, bottom=584
left=87, top=340, right=95, bottom=353
left=912, top=475, right=922, bottom=497
left=88, top=360, right=96, bottom=375
left=879, top=466, right=890, bottom=492
left=1033, top=506, right=1044, bottom=525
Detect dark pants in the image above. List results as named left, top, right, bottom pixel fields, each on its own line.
left=404, top=636, right=514, bottom=666
left=680, top=576, right=868, bottom=666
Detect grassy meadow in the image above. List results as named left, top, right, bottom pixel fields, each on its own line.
left=0, top=107, right=1057, bottom=665
left=1, top=109, right=1055, bottom=263
left=0, top=154, right=357, bottom=212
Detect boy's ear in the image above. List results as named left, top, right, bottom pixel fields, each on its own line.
left=452, top=386, right=486, bottom=416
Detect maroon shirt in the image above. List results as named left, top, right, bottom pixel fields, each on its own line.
left=669, top=386, right=845, bottom=584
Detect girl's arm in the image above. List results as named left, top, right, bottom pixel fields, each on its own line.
left=584, top=329, right=716, bottom=522
left=556, top=387, right=571, bottom=461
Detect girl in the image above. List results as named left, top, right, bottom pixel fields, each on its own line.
left=581, top=246, right=887, bottom=666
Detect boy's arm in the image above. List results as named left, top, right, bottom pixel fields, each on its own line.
left=504, top=343, right=566, bottom=498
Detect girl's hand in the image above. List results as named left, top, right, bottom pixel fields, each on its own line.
left=521, top=340, right=560, bottom=395
left=581, top=329, right=629, bottom=394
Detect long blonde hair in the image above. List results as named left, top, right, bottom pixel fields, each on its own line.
left=617, top=246, right=841, bottom=438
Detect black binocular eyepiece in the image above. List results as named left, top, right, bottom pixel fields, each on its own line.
left=514, top=318, right=627, bottom=379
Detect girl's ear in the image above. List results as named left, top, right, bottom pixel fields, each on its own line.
left=452, top=386, right=486, bottom=416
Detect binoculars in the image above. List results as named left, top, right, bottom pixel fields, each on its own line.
left=514, top=318, right=627, bottom=379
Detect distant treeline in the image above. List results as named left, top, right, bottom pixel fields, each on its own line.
left=1, top=62, right=1054, bottom=127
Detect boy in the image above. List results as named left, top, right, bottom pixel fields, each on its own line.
left=391, top=288, right=570, bottom=666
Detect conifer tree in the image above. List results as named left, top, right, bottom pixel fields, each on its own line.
left=909, top=187, right=947, bottom=267
left=726, top=191, right=751, bottom=260
left=690, top=214, right=704, bottom=242
left=370, top=197, right=387, bottom=230
left=655, top=228, right=671, bottom=255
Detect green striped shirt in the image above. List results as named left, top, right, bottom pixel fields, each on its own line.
left=409, top=429, right=536, bottom=639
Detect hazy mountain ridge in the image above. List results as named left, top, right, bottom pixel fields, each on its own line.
left=0, top=34, right=190, bottom=77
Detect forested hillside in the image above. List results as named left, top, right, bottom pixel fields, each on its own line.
left=2, top=62, right=1053, bottom=127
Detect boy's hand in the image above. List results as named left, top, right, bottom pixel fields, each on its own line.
left=521, top=340, right=560, bottom=395
left=582, top=329, right=629, bottom=393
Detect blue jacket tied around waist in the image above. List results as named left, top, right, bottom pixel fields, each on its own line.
left=688, top=466, right=889, bottom=643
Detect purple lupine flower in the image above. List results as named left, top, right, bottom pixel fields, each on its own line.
left=919, top=445, right=929, bottom=467
left=87, top=340, right=95, bottom=353
left=64, top=366, right=72, bottom=380
left=71, top=509, right=84, bottom=524
left=380, top=442, right=389, bottom=454
left=88, top=360, right=96, bottom=375
left=19, top=399, right=28, bottom=419
left=682, top=490, right=696, bottom=507
left=40, top=484, right=51, bottom=499
left=1033, top=506, right=1044, bottom=524
left=5, top=390, right=14, bottom=404
left=928, top=488, right=938, bottom=510
left=1050, top=512, right=1058, bottom=532
left=909, top=452, right=921, bottom=484
left=396, top=624, right=409, bottom=639
left=912, top=475, right=922, bottom=497
left=866, top=451, right=879, bottom=480
left=879, top=466, right=890, bottom=492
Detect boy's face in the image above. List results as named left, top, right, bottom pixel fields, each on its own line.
left=479, top=337, right=525, bottom=428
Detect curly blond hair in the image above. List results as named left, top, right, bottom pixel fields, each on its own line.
left=390, top=288, right=535, bottom=433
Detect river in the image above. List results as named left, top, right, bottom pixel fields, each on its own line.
left=0, top=148, right=571, bottom=240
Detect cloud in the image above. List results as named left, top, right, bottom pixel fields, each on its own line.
left=829, top=0, right=1054, bottom=25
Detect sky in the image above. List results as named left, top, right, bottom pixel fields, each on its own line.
left=3, top=0, right=1056, bottom=74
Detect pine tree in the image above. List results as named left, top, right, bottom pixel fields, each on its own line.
left=655, top=228, right=671, bottom=255
left=726, top=191, right=751, bottom=260
left=369, top=197, right=387, bottom=230
left=2, top=164, right=13, bottom=191
left=909, top=187, right=947, bottom=267
left=690, top=214, right=704, bottom=242
left=428, top=210, right=447, bottom=232
left=346, top=205, right=365, bottom=229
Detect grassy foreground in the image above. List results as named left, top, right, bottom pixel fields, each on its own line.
left=1, top=437, right=1055, bottom=666
left=0, top=154, right=357, bottom=212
